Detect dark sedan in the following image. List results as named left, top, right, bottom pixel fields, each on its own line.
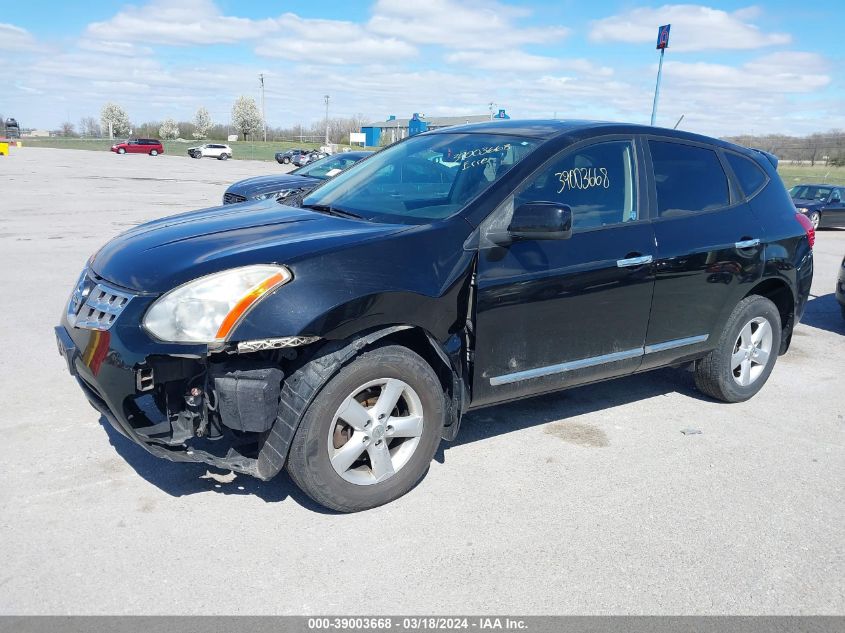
left=223, top=151, right=373, bottom=205
left=790, top=183, right=845, bottom=229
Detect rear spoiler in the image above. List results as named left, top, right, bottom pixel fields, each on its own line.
left=750, top=148, right=778, bottom=169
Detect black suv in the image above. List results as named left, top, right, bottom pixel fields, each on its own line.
left=55, top=120, right=814, bottom=512
left=789, top=183, right=845, bottom=229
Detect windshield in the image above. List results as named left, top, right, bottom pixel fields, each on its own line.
left=302, top=133, right=540, bottom=223
left=790, top=185, right=832, bottom=200
left=294, top=153, right=366, bottom=180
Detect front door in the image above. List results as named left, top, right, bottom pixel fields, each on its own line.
left=821, top=188, right=845, bottom=227
left=472, top=137, right=656, bottom=407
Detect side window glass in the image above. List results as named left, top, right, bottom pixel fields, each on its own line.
left=831, top=189, right=842, bottom=203
left=516, top=140, right=638, bottom=231
left=650, top=141, right=729, bottom=216
left=726, top=152, right=767, bottom=198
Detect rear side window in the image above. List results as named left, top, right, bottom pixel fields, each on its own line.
left=726, top=152, right=767, bottom=197
left=650, top=140, right=729, bottom=216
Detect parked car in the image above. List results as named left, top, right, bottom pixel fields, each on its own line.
left=291, top=150, right=326, bottom=167
left=837, top=255, right=845, bottom=319
left=188, top=143, right=232, bottom=160
left=223, top=151, right=373, bottom=205
left=275, top=148, right=310, bottom=164
left=56, top=120, right=814, bottom=512
left=111, top=138, right=164, bottom=156
left=789, top=183, right=845, bottom=229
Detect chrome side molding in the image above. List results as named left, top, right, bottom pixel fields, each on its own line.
left=489, top=334, right=709, bottom=386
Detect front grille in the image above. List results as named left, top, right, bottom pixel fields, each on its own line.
left=68, top=271, right=134, bottom=331
left=223, top=192, right=247, bottom=205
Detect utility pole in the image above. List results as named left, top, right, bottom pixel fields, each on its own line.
left=259, top=73, right=267, bottom=142
left=650, top=24, right=670, bottom=126
left=324, top=95, right=330, bottom=146
left=489, top=102, right=494, bottom=120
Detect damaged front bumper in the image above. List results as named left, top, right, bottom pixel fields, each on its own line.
left=55, top=288, right=310, bottom=480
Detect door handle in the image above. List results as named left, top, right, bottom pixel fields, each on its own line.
left=735, top=238, right=761, bottom=249
left=616, top=255, right=653, bottom=268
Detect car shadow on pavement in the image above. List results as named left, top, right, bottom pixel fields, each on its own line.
left=99, top=416, right=337, bottom=513
left=434, top=366, right=706, bottom=463
left=799, top=292, right=844, bottom=335
left=100, top=366, right=706, bottom=510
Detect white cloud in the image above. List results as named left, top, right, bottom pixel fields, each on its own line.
left=78, top=39, right=154, bottom=57
left=0, top=23, right=39, bottom=51
left=589, top=4, right=791, bottom=52
left=368, top=0, right=570, bottom=50
left=446, top=51, right=613, bottom=76
left=255, top=13, right=416, bottom=63
left=86, top=0, right=279, bottom=45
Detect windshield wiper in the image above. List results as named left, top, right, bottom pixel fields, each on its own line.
left=301, top=203, right=363, bottom=220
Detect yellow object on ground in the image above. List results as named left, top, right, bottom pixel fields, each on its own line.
left=16, top=141, right=22, bottom=147
left=0, top=142, right=9, bottom=156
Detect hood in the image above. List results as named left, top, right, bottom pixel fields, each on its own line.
left=91, top=200, right=407, bottom=293
left=226, top=173, right=319, bottom=199
left=792, top=198, right=823, bottom=209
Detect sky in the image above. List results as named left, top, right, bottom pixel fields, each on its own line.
left=1, top=0, right=843, bottom=137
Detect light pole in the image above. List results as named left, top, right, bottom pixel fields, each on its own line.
left=259, top=73, right=267, bottom=142
left=324, top=95, right=330, bottom=146
left=650, top=24, right=670, bottom=127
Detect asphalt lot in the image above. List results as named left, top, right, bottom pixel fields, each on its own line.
left=0, top=147, right=843, bottom=615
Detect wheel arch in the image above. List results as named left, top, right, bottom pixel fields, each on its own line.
left=254, top=324, right=465, bottom=481
left=743, top=277, right=795, bottom=354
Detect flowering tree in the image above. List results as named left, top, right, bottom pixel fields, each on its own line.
left=231, top=96, right=262, bottom=141
left=100, top=102, right=131, bottom=138
left=193, top=107, right=212, bottom=139
left=159, top=118, right=180, bottom=140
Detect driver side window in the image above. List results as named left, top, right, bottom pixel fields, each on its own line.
left=516, top=140, right=639, bottom=231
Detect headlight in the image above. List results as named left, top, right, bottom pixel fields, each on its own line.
left=143, top=265, right=291, bottom=343
left=797, top=207, right=809, bottom=213
left=254, top=189, right=293, bottom=201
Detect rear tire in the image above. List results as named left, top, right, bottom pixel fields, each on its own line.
left=219, top=153, right=229, bottom=161
left=694, top=295, right=781, bottom=403
left=286, top=345, right=445, bottom=512
left=283, top=157, right=291, bottom=164
left=150, top=149, right=158, bottom=156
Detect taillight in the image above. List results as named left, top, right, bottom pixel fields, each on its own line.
left=795, top=212, right=815, bottom=248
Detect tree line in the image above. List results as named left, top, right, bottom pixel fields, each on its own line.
left=724, top=129, right=845, bottom=166
left=45, top=98, right=369, bottom=145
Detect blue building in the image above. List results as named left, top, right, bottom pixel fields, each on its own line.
left=361, top=109, right=510, bottom=147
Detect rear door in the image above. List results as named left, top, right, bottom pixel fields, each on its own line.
left=640, top=138, right=764, bottom=371
left=472, top=136, right=657, bottom=406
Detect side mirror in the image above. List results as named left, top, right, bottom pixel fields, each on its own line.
left=507, top=202, right=573, bottom=241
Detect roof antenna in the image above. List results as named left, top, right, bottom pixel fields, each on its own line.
left=673, top=114, right=684, bottom=130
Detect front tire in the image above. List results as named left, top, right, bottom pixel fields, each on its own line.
left=694, top=295, right=782, bottom=403
left=117, top=148, right=126, bottom=155
left=808, top=211, right=821, bottom=230
left=283, top=156, right=291, bottom=164
left=286, top=345, right=445, bottom=512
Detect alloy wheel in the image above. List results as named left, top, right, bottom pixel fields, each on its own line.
left=731, top=316, right=773, bottom=386
left=327, top=378, right=425, bottom=485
